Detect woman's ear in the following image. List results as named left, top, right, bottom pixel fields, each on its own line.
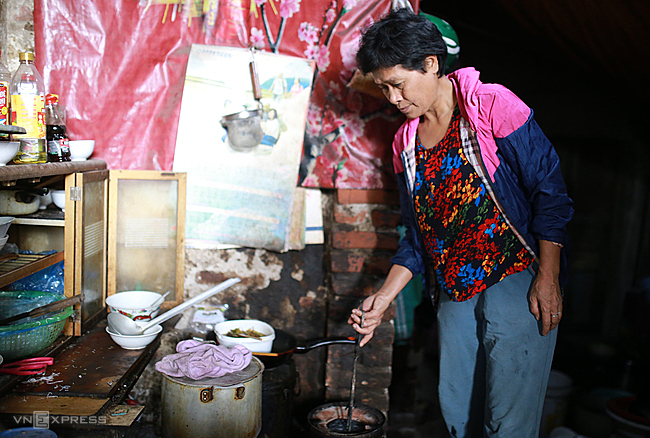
left=424, top=55, right=439, bottom=75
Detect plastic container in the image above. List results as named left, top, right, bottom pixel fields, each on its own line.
left=0, top=428, right=58, bottom=437
left=214, top=319, right=275, bottom=353
left=10, top=52, right=46, bottom=164
left=0, top=291, right=73, bottom=361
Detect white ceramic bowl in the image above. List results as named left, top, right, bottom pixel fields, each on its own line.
left=50, top=189, right=66, bottom=211
left=106, top=324, right=162, bottom=350
left=38, top=192, right=52, bottom=210
left=0, top=142, right=19, bottom=166
left=214, top=319, right=275, bottom=353
left=0, top=217, right=14, bottom=236
left=106, top=291, right=164, bottom=321
left=69, top=140, right=95, bottom=161
left=0, top=235, right=7, bottom=252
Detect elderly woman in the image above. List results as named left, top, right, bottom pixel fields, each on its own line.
left=348, top=8, right=574, bottom=438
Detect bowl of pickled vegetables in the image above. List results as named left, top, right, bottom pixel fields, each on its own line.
left=214, top=319, right=275, bottom=353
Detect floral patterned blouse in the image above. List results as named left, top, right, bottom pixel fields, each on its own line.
left=413, top=107, right=533, bottom=302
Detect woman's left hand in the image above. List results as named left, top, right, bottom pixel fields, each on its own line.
left=529, top=240, right=563, bottom=336
left=529, top=272, right=562, bottom=336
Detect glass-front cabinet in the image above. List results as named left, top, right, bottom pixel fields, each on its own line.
left=0, top=162, right=186, bottom=338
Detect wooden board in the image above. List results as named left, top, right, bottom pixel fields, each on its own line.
left=0, top=395, right=108, bottom=415
left=104, top=404, right=144, bottom=426
left=8, top=324, right=157, bottom=398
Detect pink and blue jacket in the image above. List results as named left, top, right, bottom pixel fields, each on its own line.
left=390, top=67, right=574, bottom=288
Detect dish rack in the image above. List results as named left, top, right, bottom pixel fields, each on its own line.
left=0, top=291, right=73, bottom=361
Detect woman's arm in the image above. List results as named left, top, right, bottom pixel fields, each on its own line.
left=348, top=264, right=413, bottom=346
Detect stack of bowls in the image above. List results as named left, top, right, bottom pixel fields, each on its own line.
left=105, top=291, right=166, bottom=349
left=0, top=216, right=14, bottom=252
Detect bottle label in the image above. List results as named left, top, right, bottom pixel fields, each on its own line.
left=11, top=93, right=45, bottom=139
left=47, top=139, right=62, bottom=155
left=0, top=82, right=8, bottom=126
left=61, top=138, right=70, bottom=154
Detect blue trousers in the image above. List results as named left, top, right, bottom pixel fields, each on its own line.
left=437, top=268, right=557, bottom=438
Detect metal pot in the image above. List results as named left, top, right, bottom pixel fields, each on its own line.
left=220, top=51, right=268, bottom=152
left=221, top=109, right=264, bottom=152
left=308, top=402, right=386, bottom=438
left=161, top=356, right=264, bottom=438
left=0, top=190, right=44, bottom=215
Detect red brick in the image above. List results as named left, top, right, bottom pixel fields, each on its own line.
left=331, top=250, right=392, bottom=275
left=334, top=208, right=368, bottom=225
left=333, top=231, right=399, bottom=250
left=371, top=209, right=402, bottom=228
left=337, top=189, right=399, bottom=205
left=331, top=273, right=384, bottom=297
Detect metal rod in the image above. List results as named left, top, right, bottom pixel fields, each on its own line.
left=347, top=308, right=364, bottom=432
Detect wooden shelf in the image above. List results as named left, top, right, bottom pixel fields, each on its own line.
left=12, top=208, right=65, bottom=226
left=0, top=159, right=106, bottom=184
left=0, top=251, right=65, bottom=288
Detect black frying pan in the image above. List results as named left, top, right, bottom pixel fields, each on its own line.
left=253, top=329, right=356, bottom=367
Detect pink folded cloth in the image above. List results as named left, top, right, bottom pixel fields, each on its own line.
left=155, top=339, right=252, bottom=380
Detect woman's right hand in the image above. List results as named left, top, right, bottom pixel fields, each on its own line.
left=347, top=264, right=414, bottom=347
left=348, top=293, right=393, bottom=346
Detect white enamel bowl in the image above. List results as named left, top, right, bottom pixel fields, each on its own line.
left=214, top=319, right=275, bottom=353
left=106, top=291, right=164, bottom=321
left=106, top=324, right=162, bottom=350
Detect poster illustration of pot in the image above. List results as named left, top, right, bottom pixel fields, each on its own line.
left=173, top=44, right=314, bottom=251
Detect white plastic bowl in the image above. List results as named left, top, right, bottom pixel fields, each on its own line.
left=50, top=189, right=66, bottom=212
left=106, top=291, right=164, bottom=321
left=0, top=142, right=19, bottom=166
left=214, top=319, right=275, bottom=353
left=69, top=140, right=95, bottom=161
left=106, top=324, right=162, bottom=350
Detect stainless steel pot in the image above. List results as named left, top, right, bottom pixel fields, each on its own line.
left=161, top=356, right=264, bottom=438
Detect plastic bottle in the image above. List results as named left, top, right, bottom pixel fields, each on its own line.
left=45, top=94, right=70, bottom=162
left=10, top=52, right=46, bottom=164
left=0, top=51, right=11, bottom=140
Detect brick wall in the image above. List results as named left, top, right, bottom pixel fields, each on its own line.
left=325, top=189, right=401, bottom=412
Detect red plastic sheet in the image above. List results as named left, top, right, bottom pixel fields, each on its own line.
left=35, top=0, right=416, bottom=188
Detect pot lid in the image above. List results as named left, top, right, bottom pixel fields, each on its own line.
left=163, top=356, right=264, bottom=388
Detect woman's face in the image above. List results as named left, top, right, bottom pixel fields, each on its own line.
left=372, top=56, right=441, bottom=119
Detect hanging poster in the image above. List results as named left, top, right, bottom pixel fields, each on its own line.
left=173, top=44, right=314, bottom=251
left=35, top=0, right=417, bottom=190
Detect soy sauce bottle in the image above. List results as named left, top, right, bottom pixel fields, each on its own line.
left=45, top=94, right=70, bottom=162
